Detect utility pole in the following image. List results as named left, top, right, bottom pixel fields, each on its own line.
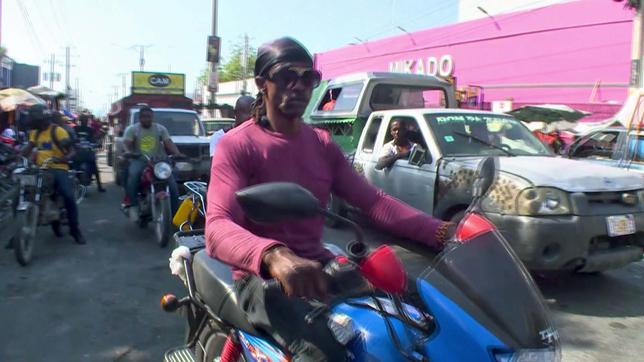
left=209, top=0, right=218, bottom=117
left=49, top=53, right=55, bottom=89
left=65, top=46, right=70, bottom=109
left=116, top=73, right=128, bottom=98
left=139, top=46, right=145, bottom=71
left=242, top=33, right=249, bottom=94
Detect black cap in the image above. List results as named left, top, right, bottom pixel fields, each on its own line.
left=254, top=37, right=313, bottom=77
left=28, top=104, right=50, bottom=121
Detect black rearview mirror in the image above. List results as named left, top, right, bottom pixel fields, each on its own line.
left=235, top=182, right=321, bottom=223
left=408, top=148, right=428, bottom=166
left=473, top=157, right=498, bottom=198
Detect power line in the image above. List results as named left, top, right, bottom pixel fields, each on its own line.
left=16, top=0, right=46, bottom=58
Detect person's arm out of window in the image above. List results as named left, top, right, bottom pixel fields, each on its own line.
left=328, top=135, right=447, bottom=249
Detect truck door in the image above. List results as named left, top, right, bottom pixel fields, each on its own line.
left=355, top=115, right=390, bottom=193
left=374, top=115, right=437, bottom=214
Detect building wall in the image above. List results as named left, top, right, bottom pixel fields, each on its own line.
left=458, top=0, right=568, bottom=22
left=11, top=62, right=39, bottom=89
left=314, top=0, right=634, bottom=119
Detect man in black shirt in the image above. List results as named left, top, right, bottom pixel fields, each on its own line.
left=75, top=114, right=105, bottom=192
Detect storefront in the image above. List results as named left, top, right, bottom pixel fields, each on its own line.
left=313, top=0, right=634, bottom=122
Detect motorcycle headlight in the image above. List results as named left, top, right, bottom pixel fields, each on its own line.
left=517, top=187, right=571, bottom=216
left=153, top=162, right=172, bottom=180
left=495, top=348, right=560, bottom=362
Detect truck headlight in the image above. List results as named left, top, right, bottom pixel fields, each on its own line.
left=481, top=173, right=530, bottom=214
left=517, top=187, right=571, bottom=216
left=154, top=162, right=172, bottom=180
left=175, top=161, right=194, bottom=172
left=482, top=174, right=571, bottom=216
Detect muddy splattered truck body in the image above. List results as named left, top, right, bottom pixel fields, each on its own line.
left=344, top=108, right=644, bottom=272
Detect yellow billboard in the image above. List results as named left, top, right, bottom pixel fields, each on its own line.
left=131, top=72, right=185, bottom=95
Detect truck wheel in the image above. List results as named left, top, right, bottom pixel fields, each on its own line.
left=107, top=147, right=113, bottom=167
left=325, top=194, right=347, bottom=228
left=114, top=159, right=121, bottom=186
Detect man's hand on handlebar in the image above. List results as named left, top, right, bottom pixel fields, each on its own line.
left=262, top=246, right=329, bottom=300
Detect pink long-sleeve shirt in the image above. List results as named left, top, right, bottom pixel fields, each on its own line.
left=205, top=121, right=444, bottom=279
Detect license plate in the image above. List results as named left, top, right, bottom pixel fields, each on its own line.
left=18, top=174, right=37, bottom=186
left=606, top=215, right=636, bottom=237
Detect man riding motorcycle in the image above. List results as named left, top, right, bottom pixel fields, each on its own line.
left=21, top=104, right=86, bottom=244
left=122, top=105, right=184, bottom=220
left=75, top=114, right=106, bottom=192
left=205, top=37, right=453, bottom=362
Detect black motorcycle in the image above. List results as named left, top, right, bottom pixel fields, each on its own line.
left=72, top=139, right=99, bottom=188
left=11, top=157, right=84, bottom=265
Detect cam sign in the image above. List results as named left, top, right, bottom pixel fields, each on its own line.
left=132, top=71, right=186, bottom=96
left=389, top=55, right=454, bottom=78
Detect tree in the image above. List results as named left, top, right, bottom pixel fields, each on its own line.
left=218, top=40, right=256, bottom=83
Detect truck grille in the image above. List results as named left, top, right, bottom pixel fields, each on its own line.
left=585, top=191, right=639, bottom=206
left=177, top=145, right=205, bottom=159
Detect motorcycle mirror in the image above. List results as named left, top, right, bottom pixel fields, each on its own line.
left=473, top=157, right=498, bottom=198
left=235, top=182, right=321, bottom=223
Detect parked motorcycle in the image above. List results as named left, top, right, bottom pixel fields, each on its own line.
left=172, top=181, right=207, bottom=232
left=161, top=158, right=561, bottom=362
left=11, top=157, right=85, bottom=265
left=121, top=153, right=175, bottom=247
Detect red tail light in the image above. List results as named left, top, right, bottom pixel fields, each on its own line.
left=359, top=245, right=407, bottom=294
left=455, top=213, right=495, bottom=242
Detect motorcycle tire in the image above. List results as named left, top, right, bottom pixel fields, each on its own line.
left=12, top=203, right=39, bottom=266
left=154, top=196, right=172, bottom=248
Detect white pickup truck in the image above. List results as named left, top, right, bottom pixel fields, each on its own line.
left=112, top=108, right=211, bottom=184
left=340, top=108, right=644, bottom=272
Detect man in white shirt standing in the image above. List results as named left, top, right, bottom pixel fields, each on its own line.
left=209, top=95, right=255, bottom=157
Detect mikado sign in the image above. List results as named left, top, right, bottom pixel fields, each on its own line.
left=389, top=55, right=454, bottom=78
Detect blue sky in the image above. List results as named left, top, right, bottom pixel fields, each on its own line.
left=3, top=0, right=457, bottom=114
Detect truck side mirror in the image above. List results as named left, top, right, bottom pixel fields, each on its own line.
left=409, top=148, right=429, bottom=166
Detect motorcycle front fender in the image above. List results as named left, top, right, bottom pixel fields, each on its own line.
left=154, top=184, right=170, bottom=199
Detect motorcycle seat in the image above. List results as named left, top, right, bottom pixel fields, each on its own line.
left=192, top=250, right=258, bottom=334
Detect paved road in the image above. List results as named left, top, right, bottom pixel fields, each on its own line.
left=1, top=155, right=643, bottom=361
left=0, top=156, right=186, bottom=361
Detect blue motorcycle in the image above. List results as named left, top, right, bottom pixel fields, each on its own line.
left=162, top=158, right=560, bottom=362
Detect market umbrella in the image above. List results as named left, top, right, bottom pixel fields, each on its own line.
left=508, top=104, right=591, bottom=123
left=0, top=88, right=46, bottom=111
left=27, top=85, right=64, bottom=99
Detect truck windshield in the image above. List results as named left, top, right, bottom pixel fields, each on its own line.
left=370, top=84, right=447, bottom=111
left=425, top=113, right=552, bottom=157
left=133, top=111, right=204, bottom=136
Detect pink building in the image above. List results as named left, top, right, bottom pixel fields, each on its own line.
left=313, top=0, right=635, bottom=121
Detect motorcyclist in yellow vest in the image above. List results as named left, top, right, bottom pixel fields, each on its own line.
left=21, top=104, right=86, bottom=244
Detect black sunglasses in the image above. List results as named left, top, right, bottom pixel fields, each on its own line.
left=267, top=65, right=322, bottom=89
